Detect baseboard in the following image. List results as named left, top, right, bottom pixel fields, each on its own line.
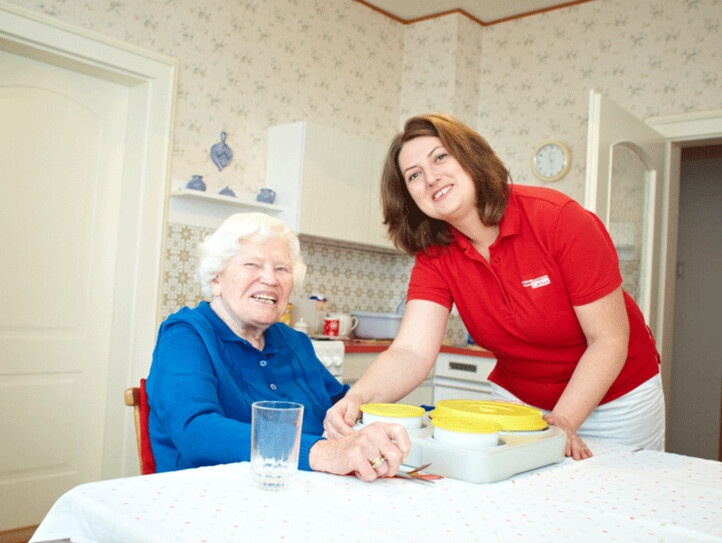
left=0, top=526, right=38, bottom=543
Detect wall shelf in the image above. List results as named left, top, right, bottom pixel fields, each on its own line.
left=168, top=188, right=283, bottom=229
left=171, top=189, right=283, bottom=211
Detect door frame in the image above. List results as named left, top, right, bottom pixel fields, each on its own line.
left=0, top=1, right=177, bottom=478
left=645, top=109, right=722, bottom=414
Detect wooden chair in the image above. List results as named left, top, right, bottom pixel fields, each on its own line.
left=124, top=379, right=156, bottom=475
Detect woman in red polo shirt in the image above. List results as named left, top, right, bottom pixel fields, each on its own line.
left=324, top=114, right=665, bottom=460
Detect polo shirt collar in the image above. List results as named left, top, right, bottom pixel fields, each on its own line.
left=450, top=188, right=520, bottom=250
left=498, top=187, right=521, bottom=239
left=197, top=301, right=284, bottom=355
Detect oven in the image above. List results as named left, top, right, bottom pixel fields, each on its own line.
left=310, top=339, right=344, bottom=383
left=432, top=351, right=496, bottom=402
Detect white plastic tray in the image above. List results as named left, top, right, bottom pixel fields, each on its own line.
left=406, top=424, right=566, bottom=483
left=356, top=415, right=566, bottom=484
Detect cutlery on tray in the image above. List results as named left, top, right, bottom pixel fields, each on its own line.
left=395, top=463, right=443, bottom=484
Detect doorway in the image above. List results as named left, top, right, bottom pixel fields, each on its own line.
left=0, top=3, right=176, bottom=532
left=666, top=145, right=722, bottom=461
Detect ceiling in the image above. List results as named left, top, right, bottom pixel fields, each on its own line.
left=359, top=0, right=583, bottom=24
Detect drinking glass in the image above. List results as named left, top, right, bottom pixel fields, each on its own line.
left=251, top=401, right=304, bottom=490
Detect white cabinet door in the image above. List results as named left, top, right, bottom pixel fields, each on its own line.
left=299, top=123, right=369, bottom=241
left=433, top=379, right=493, bottom=402
left=432, top=352, right=496, bottom=403
left=585, top=90, right=666, bottom=329
left=266, top=122, right=394, bottom=250
left=365, top=144, right=394, bottom=248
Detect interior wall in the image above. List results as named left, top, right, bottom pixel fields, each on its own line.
left=399, top=13, right=483, bottom=127
left=476, top=0, right=722, bottom=204
left=8, top=0, right=721, bottom=346
left=667, top=150, right=722, bottom=460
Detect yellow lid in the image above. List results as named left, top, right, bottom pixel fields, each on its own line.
left=433, top=416, right=502, bottom=434
left=432, top=400, right=547, bottom=431
left=360, top=403, right=425, bottom=418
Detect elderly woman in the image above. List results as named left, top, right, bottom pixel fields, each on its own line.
left=325, top=114, right=665, bottom=460
left=146, top=212, right=409, bottom=481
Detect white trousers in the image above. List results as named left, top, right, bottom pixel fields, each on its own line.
left=491, top=373, right=666, bottom=451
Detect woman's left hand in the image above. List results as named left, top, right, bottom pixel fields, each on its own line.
left=543, top=412, right=593, bottom=460
left=308, top=421, right=411, bottom=481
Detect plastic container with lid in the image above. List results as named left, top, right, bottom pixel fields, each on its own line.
left=360, top=403, right=425, bottom=429
left=431, top=400, right=547, bottom=432
left=432, top=416, right=502, bottom=449
left=293, top=318, right=309, bottom=335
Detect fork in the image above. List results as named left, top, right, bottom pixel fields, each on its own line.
left=395, top=463, right=441, bottom=484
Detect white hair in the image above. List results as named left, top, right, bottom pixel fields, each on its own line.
left=197, top=212, right=306, bottom=299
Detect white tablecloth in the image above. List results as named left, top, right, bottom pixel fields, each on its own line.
left=31, top=440, right=722, bottom=543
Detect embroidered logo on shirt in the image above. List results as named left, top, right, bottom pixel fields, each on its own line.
left=522, top=275, right=551, bottom=289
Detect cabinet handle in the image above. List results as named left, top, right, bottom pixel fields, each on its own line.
left=449, top=361, right=477, bottom=373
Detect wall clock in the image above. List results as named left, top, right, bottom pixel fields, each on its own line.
left=531, top=141, right=571, bottom=181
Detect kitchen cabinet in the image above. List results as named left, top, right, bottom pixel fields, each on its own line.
left=265, top=121, right=394, bottom=250
left=433, top=351, right=496, bottom=402
left=342, top=351, right=434, bottom=406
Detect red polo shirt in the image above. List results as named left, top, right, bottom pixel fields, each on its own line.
left=408, top=185, right=660, bottom=411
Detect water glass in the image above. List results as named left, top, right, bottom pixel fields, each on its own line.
left=251, top=401, right=304, bottom=490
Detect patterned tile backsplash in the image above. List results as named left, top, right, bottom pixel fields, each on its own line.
left=162, top=223, right=470, bottom=345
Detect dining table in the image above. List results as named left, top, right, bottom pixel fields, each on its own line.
left=30, top=439, right=722, bottom=543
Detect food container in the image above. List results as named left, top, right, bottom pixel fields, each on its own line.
left=291, top=297, right=327, bottom=335
left=351, top=312, right=402, bottom=339
left=431, top=400, right=547, bottom=432
left=432, top=416, right=502, bottom=449
left=360, top=403, right=425, bottom=429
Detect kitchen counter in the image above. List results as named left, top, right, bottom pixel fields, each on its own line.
left=30, top=440, right=722, bottom=542
left=340, top=340, right=493, bottom=407
left=343, top=338, right=495, bottom=358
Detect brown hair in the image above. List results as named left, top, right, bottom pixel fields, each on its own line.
left=381, top=114, right=510, bottom=255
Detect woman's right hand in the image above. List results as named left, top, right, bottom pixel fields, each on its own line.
left=309, top=422, right=411, bottom=481
left=323, top=394, right=363, bottom=438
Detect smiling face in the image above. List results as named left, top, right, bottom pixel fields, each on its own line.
left=209, top=237, right=294, bottom=340
left=397, top=136, right=478, bottom=227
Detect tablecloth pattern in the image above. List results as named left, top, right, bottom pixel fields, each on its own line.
left=31, top=440, right=722, bottom=543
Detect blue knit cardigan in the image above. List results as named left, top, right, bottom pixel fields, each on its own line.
left=146, top=302, right=349, bottom=472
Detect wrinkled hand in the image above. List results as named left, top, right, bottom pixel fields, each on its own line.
left=323, top=394, right=363, bottom=438
left=543, top=412, right=593, bottom=460
left=309, top=422, right=411, bottom=482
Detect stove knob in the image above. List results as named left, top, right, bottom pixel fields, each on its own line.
left=332, top=356, right=342, bottom=367
left=321, top=356, right=332, bottom=368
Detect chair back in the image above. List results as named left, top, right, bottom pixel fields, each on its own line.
left=124, top=378, right=156, bottom=475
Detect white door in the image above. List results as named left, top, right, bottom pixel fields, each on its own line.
left=0, top=49, right=129, bottom=529
left=584, top=90, right=666, bottom=334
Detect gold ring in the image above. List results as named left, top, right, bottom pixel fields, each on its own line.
left=370, top=455, right=385, bottom=469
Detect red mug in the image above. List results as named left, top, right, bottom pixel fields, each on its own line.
left=323, top=318, right=340, bottom=337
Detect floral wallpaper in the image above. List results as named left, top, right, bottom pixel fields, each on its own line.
left=9, top=0, right=721, bottom=347
left=400, top=14, right=484, bottom=127
left=10, top=0, right=403, bottom=195
left=476, top=0, right=721, bottom=204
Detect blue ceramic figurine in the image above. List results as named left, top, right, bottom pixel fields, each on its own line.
left=186, top=175, right=206, bottom=191
left=210, top=131, right=233, bottom=172
left=256, top=188, right=276, bottom=204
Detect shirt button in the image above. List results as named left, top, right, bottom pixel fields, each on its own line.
left=269, top=384, right=277, bottom=390
left=502, top=299, right=507, bottom=305
left=493, top=256, right=500, bottom=263
left=259, top=360, right=267, bottom=367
